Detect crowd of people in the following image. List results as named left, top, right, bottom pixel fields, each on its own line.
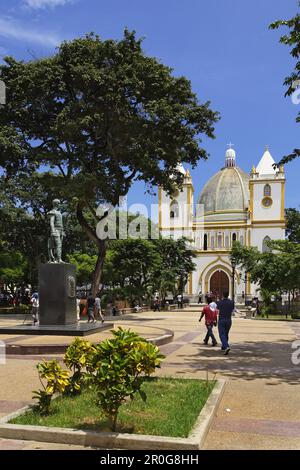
left=0, top=290, right=31, bottom=307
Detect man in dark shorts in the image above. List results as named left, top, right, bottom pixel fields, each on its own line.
left=87, top=293, right=95, bottom=323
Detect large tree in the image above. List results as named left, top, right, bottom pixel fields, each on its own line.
left=0, top=30, right=218, bottom=295
left=270, top=2, right=300, bottom=165
left=231, top=240, right=300, bottom=301
left=152, top=237, right=196, bottom=303
left=285, top=207, right=300, bottom=243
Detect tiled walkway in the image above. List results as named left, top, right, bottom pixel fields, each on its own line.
left=0, top=311, right=300, bottom=450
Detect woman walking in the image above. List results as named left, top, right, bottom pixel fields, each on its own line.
left=199, top=296, right=218, bottom=346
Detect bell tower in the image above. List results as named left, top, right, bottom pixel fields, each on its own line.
left=249, top=147, right=285, bottom=250
left=158, top=164, right=194, bottom=239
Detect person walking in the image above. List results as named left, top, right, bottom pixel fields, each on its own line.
left=87, top=292, right=96, bottom=323
left=217, top=291, right=235, bottom=355
left=153, top=297, right=160, bottom=312
left=177, top=294, right=183, bottom=309
left=199, top=297, right=218, bottom=346
left=95, top=293, right=104, bottom=323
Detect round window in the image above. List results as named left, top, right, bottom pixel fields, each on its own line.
left=262, top=197, right=273, bottom=208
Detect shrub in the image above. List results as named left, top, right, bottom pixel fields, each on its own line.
left=64, top=338, right=96, bottom=395
left=32, top=360, right=70, bottom=415
left=90, top=327, right=164, bottom=431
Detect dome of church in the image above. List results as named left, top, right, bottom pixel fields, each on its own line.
left=198, top=165, right=250, bottom=215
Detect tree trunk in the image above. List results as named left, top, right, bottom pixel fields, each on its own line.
left=92, top=239, right=107, bottom=297
left=76, top=201, right=108, bottom=297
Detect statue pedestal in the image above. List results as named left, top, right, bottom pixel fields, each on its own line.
left=39, top=263, right=77, bottom=326
left=0, top=263, right=114, bottom=339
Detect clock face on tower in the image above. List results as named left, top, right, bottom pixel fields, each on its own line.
left=262, top=196, right=273, bottom=208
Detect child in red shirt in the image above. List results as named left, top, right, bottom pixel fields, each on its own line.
left=199, top=297, right=218, bottom=346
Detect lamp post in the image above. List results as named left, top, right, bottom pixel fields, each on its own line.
left=179, top=268, right=185, bottom=308
left=243, top=271, right=248, bottom=306
left=231, top=257, right=236, bottom=303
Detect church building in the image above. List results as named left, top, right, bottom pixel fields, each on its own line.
left=158, top=146, right=286, bottom=302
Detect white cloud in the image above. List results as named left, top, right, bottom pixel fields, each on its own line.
left=0, top=17, right=60, bottom=46
left=23, top=0, right=73, bottom=8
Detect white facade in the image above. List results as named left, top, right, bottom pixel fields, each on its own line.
left=158, top=147, right=286, bottom=302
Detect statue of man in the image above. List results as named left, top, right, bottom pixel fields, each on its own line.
left=48, top=199, right=65, bottom=263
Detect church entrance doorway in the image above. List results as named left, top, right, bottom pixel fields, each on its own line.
left=210, top=270, right=229, bottom=300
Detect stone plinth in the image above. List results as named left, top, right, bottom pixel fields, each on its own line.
left=39, top=263, right=76, bottom=326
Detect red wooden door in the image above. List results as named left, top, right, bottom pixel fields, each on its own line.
left=210, top=270, right=229, bottom=299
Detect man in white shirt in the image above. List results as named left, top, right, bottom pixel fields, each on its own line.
left=31, top=293, right=39, bottom=324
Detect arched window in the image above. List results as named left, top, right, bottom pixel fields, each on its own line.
left=264, top=184, right=271, bottom=197
left=211, top=236, right=215, bottom=250
left=170, top=200, right=179, bottom=219
left=262, top=236, right=271, bottom=253
left=232, top=233, right=237, bottom=244
left=203, top=234, right=208, bottom=251
left=240, top=235, right=244, bottom=245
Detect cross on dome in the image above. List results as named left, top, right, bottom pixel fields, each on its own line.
left=225, top=142, right=236, bottom=167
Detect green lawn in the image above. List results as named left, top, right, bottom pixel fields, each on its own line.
left=11, top=377, right=215, bottom=438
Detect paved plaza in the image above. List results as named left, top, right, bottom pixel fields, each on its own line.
left=0, top=309, right=300, bottom=450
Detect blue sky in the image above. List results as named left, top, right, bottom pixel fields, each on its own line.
left=0, top=0, right=299, bottom=216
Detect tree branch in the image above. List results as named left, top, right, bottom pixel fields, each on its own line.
left=76, top=201, right=100, bottom=246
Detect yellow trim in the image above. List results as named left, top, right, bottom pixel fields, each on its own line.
left=160, top=227, right=193, bottom=231
left=198, top=219, right=248, bottom=224
left=203, top=209, right=246, bottom=215
left=261, top=196, right=273, bottom=208
left=249, top=178, right=285, bottom=184
left=195, top=222, right=248, bottom=227
left=251, top=220, right=285, bottom=225
left=246, top=272, right=251, bottom=295
left=249, top=183, right=253, bottom=222
left=188, top=272, right=193, bottom=295
left=195, top=249, right=231, bottom=254
left=187, top=186, right=191, bottom=206
left=281, top=181, right=285, bottom=221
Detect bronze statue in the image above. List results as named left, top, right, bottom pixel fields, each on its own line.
left=48, top=199, right=65, bottom=263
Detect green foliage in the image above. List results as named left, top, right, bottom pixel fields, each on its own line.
left=101, top=237, right=197, bottom=306
left=33, top=360, right=70, bottom=415
left=0, top=249, right=27, bottom=290
left=152, top=237, right=196, bottom=302
left=102, top=238, right=160, bottom=304
left=231, top=240, right=300, bottom=298
left=67, top=252, right=98, bottom=287
left=270, top=3, right=300, bottom=165
left=31, top=330, right=164, bottom=428
left=89, top=327, right=164, bottom=431
left=64, top=338, right=96, bottom=395
left=285, top=207, right=300, bottom=243
left=0, top=30, right=218, bottom=293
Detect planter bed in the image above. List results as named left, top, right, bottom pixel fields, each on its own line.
left=0, top=377, right=226, bottom=450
